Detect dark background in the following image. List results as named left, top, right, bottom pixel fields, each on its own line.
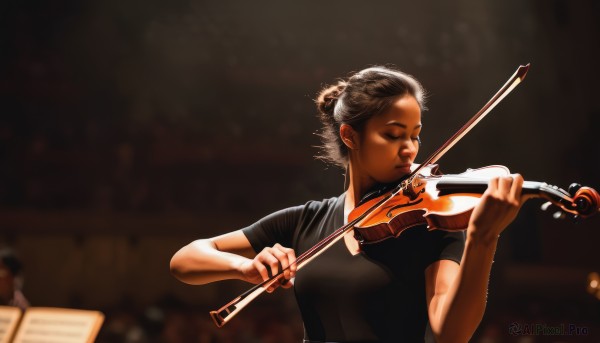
left=1, top=0, right=599, bottom=342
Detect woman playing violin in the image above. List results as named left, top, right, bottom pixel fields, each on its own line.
left=170, top=66, right=525, bottom=343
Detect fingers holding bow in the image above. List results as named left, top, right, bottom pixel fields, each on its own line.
left=240, top=243, right=297, bottom=293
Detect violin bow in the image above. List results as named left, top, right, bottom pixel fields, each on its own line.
left=408, top=63, right=529, bottom=179
left=209, top=64, right=530, bottom=328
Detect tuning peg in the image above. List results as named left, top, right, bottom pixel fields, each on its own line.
left=568, top=183, right=582, bottom=197
left=541, top=201, right=552, bottom=211
left=552, top=211, right=579, bottom=222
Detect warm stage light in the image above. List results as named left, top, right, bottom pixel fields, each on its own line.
left=587, top=272, right=600, bottom=300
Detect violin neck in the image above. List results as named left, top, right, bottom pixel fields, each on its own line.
left=435, top=178, right=571, bottom=204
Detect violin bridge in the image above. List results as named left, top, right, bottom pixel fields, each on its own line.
left=401, top=179, right=424, bottom=201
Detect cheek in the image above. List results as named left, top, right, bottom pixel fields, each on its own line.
left=360, top=134, right=397, bottom=168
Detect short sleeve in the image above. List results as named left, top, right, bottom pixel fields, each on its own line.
left=241, top=205, right=305, bottom=253
left=425, top=229, right=466, bottom=267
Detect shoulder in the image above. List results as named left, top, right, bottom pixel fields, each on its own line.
left=241, top=195, right=343, bottom=253
left=258, top=195, right=340, bottom=222
left=303, top=195, right=340, bottom=212
left=298, top=194, right=344, bottom=222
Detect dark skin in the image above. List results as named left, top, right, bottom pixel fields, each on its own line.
left=170, top=95, right=525, bottom=342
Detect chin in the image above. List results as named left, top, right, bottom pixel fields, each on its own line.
left=376, top=171, right=409, bottom=184
left=393, top=166, right=412, bottom=178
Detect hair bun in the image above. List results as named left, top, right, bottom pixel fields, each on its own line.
left=316, top=81, right=347, bottom=122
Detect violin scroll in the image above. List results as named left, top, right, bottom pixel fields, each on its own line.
left=540, top=183, right=599, bottom=221
left=570, top=185, right=600, bottom=218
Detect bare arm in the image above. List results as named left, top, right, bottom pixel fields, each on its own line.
left=170, top=230, right=296, bottom=289
left=426, top=175, right=524, bottom=343
left=425, top=237, right=498, bottom=343
left=170, top=230, right=254, bottom=285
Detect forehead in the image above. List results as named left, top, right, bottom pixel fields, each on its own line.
left=370, top=95, right=421, bottom=127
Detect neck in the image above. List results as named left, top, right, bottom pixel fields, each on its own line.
left=345, top=161, right=377, bottom=210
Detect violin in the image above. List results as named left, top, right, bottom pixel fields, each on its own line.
left=351, top=164, right=599, bottom=243
left=208, top=63, right=600, bottom=328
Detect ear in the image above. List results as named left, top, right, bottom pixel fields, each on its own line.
left=340, top=124, right=360, bottom=150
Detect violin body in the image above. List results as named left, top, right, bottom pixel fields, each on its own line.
left=351, top=165, right=600, bottom=244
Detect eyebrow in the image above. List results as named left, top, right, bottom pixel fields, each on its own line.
left=385, top=122, right=422, bottom=129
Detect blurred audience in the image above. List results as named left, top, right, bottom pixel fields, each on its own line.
left=0, top=248, right=30, bottom=310
left=91, top=292, right=600, bottom=343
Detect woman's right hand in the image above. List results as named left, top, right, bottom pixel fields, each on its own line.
left=238, top=243, right=297, bottom=293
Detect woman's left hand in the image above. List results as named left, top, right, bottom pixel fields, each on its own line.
left=467, top=174, right=524, bottom=243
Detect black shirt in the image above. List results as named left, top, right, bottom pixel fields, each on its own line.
left=242, top=193, right=465, bottom=343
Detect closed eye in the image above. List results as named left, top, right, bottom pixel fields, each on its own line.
left=385, top=134, right=420, bottom=141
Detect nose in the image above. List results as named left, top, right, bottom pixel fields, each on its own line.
left=398, top=138, right=418, bottom=158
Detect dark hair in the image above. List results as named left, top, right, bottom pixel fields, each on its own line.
left=0, top=248, right=23, bottom=276
left=315, top=66, right=426, bottom=168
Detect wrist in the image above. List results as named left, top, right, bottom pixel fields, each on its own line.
left=231, top=257, right=252, bottom=282
left=467, top=227, right=500, bottom=247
